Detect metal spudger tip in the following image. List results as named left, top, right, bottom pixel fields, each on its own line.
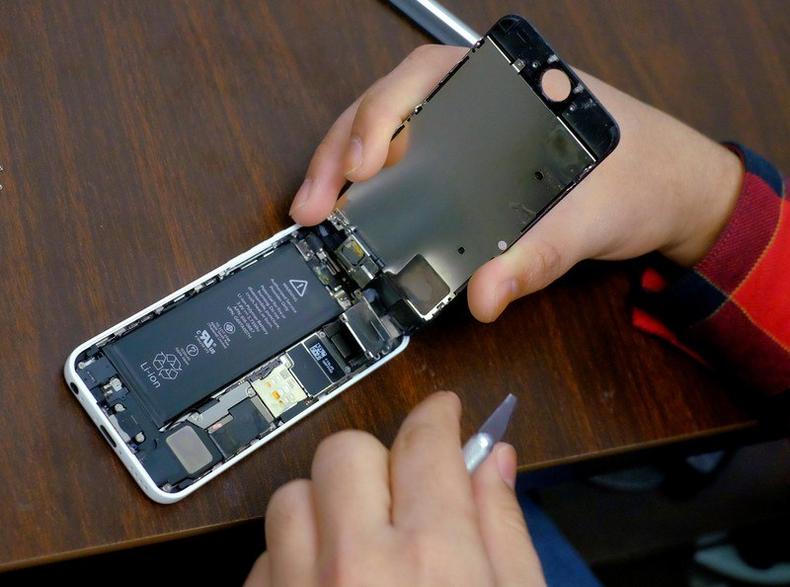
left=463, top=394, right=518, bottom=473
left=479, top=393, right=517, bottom=444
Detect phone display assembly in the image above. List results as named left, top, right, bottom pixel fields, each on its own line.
left=65, top=15, right=619, bottom=503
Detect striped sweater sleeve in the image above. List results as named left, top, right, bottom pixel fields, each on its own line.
left=632, top=144, right=789, bottom=397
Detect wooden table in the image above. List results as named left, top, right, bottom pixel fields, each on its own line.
left=1, top=0, right=786, bottom=571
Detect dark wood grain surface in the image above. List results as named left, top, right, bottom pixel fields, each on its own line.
left=0, top=0, right=786, bottom=570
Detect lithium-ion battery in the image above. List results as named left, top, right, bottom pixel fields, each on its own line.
left=103, top=242, right=341, bottom=427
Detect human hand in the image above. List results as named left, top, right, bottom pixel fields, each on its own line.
left=245, top=392, right=545, bottom=586
left=289, top=45, right=743, bottom=322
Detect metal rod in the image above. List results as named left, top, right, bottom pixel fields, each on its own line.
left=388, top=0, right=480, bottom=46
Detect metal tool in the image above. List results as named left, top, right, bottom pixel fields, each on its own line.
left=388, top=0, right=480, bottom=46
left=462, top=393, right=517, bottom=472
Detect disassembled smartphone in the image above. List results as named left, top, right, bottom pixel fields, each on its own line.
left=65, top=15, right=619, bottom=503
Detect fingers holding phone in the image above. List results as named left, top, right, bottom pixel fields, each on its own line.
left=289, top=45, right=466, bottom=226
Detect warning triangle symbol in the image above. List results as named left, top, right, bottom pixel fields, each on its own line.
left=289, top=279, right=308, bottom=297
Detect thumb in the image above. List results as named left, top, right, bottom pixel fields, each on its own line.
left=471, top=443, right=545, bottom=586
left=467, top=216, right=585, bottom=322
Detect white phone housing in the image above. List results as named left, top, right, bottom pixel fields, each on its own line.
left=64, top=225, right=409, bottom=504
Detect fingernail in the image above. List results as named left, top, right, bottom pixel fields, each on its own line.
left=289, top=178, right=312, bottom=215
left=495, top=443, right=517, bottom=489
left=345, top=136, right=363, bottom=176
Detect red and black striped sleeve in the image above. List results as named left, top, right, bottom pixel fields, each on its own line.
left=632, top=144, right=789, bottom=397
